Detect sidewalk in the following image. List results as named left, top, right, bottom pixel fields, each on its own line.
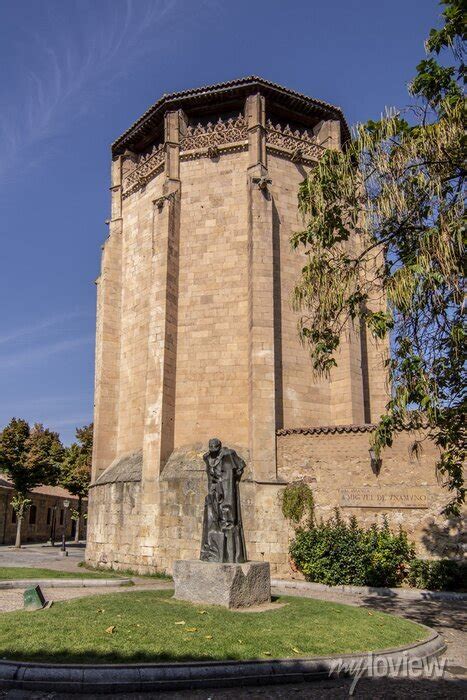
left=0, top=541, right=86, bottom=573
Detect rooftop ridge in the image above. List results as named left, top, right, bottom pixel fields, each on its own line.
left=112, top=75, right=350, bottom=154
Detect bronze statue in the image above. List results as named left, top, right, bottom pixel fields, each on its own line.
left=200, top=438, right=247, bottom=563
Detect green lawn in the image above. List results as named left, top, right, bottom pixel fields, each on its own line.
left=0, top=567, right=125, bottom=580
left=0, top=589, right=428, bottom=664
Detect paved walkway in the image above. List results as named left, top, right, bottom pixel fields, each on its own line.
left=0, top=542, right=85, bottom=573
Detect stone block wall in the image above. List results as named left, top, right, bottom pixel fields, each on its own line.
left=175, top=153, right=250, bottom=447
left=277, top=428, right=465, bottom=560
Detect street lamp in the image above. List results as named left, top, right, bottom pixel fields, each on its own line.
left=61, top=499, right=70, bottom=556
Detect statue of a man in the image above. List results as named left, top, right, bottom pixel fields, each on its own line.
left=200, top=438, right=247, bottom=563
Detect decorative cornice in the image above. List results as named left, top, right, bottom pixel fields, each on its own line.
left=180, top=114, right=248, bottom=152
left=120, top=111, right=327, bottom=198
left=277, top=424, right=377, bottom=436
left=265, top=119, right=323, bottom=163
left=122, top=142, right=164, bottom=199
left=112, top=76, right=350, bottom=155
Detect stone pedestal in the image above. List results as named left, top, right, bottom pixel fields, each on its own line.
left=173, top=560, right=271, bottom=608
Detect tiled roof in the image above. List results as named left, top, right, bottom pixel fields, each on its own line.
left=277, top=424, right=376, bottom=436
left=31, top=484, right=79, bottom=499
left=0, top=474, right=81, bottom=499
left=0, top=476, right=13, bottom=490
left=112, top=75, right=351, bottom=154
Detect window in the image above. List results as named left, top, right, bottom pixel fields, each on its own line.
left=29, top=505, right=37, bottom=525
left=59, top=509, right=64, bottom=525
left=11, top=509, right=16, bottom=524
left=46, top=507, right=52, bottom=525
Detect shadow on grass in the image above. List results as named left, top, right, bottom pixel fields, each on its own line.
left=0, top=648, right=296, bottom=665
left=358, top=594, right=467, bottom=634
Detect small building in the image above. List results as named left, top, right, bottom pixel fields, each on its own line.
left=0, top=475, right=87, bottom=545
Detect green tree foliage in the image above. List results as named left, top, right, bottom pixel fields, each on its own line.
left=0, top=418, right=63, bottom=547
left=60, top=423, right=93, bottom=542
left=292, top=1, right=465, bottom=512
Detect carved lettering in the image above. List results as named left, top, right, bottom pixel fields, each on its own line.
left=340, top=487, right=429, bottom=509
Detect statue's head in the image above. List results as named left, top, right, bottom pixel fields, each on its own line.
left=208, top=437, right=222, bottom=455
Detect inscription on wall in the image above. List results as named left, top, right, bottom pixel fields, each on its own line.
left=340, top=487, right=429, bottom=509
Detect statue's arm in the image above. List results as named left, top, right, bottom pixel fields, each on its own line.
left=231, top=450, right=245, bottom=478
left=203, top=454, right=213, bottom=491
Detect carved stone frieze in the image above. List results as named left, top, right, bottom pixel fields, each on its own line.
left=122, top=142, right=165, bottom=198
left=121, top=115, right=324, bottom=199
left=265, top=120, right=323, bottom=163
left=180, top=114, right=248, bottom=156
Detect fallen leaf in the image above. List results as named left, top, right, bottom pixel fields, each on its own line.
left=105, top=626, right=116, bottom=634
left=262, top=651, right=272, bottom=656
left=198, top=610, right=207, bottom=615
left=238, top=639, right=244, bottom=644
left=368, top=612, right=373, bottom=616
left=186, top=627, right=198, bottom=632
left=174, top=621, right=186, bottom=625
left=205, top=635, right=213, bottom=640
left=96, top=609, right=105, bottom=614
left=292, top=648, right=301, bottom=654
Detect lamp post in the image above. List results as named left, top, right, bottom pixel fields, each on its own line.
left=61, top=499, right=70, bottom=556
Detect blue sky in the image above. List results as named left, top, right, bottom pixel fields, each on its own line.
left=0, top=0, right=442, bottom=444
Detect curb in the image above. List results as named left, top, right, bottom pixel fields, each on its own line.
left=0, top=579, right=132, bottom=590
left=271, top=578, right=467, bottom=601
left=0, top=627, right=444, bottom=693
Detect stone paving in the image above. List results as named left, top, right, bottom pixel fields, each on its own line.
left=0, top=542, right=85, bottom=573
left=0, top=545, right=465, bottom=698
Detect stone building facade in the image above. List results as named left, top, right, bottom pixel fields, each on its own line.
left=0, top=476, right=87, bottom=545
left=86, top=77, right=463, bottom=577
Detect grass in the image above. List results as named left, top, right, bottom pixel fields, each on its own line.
left=0, top=589, right=428, bottom=664
left=0, top=567, right=126, bottom=580
left=78, top=562, right=172, bottom=581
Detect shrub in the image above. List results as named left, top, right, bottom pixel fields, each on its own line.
left=289, top=510, right=415, bottom=587
left=281, top=481, right=314, bottom=527
left=407, top=559, right=464, bottom=591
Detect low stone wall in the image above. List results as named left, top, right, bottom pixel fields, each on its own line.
left=86, top=444, right=293, bottom=577
left=86, top=429, right=464, bottom=578
left=276, top=427, right=465, bottom=559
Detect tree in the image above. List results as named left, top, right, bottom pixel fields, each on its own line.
left=292, top=1, right=465, bottom=513
left=0, top=418, right=63, bottom=547
left=60, top=423, right=92, bottom=542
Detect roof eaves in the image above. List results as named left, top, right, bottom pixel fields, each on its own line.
left=112, top=76, right=350, bottom=154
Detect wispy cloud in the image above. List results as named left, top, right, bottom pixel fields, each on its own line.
left=0, top=336, right=93, bottom=370
left=40, top=416, right=92, bottom=428
left=0, top=310, right=89, bottom=346
left=0, top=0, right=215, bottom=184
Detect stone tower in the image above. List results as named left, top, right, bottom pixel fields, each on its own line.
left=86, top=78, right=389, bottom=574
